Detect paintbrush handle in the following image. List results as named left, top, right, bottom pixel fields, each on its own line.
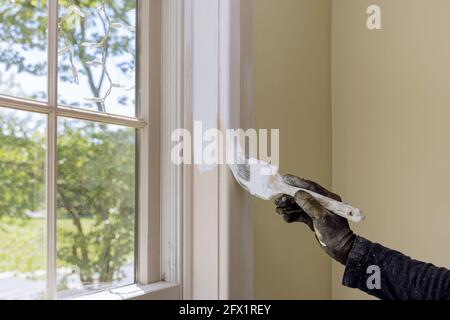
left=281, top=184, right=365, bottom=223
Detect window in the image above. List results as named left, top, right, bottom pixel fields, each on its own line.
left=0, top=109, right=47, bottom=300
left=0, top=0, right=156, bottom=300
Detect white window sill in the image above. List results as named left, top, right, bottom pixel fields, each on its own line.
left=68, top=282, right=180, bottom=300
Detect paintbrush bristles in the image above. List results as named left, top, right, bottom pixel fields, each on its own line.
left=237, top=164, right=251, bottom=181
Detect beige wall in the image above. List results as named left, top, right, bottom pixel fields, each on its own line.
left=252, top=0, right=332, bottom=299
left=332, top=0, right=450, bottom=299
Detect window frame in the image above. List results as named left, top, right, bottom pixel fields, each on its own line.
left=181, top=0, right=253, bottom=299
left=0, top=0, right=182, bottom=300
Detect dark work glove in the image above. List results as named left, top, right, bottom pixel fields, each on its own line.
left=275, top=175, right=356, bottom=265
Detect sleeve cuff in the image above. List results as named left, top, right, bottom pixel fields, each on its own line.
left=342, top=236, right=374, bottom=288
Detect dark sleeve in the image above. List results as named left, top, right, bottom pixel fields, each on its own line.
left=342, top=236, right=450, bottom=300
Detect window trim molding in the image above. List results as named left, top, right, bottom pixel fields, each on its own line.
left=136, top=0, right=161, bottom=287
left=72, top=282, right=179, bottom=300
left=46, top=0, right=58, bottom=300
left=135, top=0, right=183, bottom=300
left=161, top=0, right=184, bottom=286
left=181, top=0, right=253, bottom=300
left=181, top=0, right=193, bottom=300
left=0, top=95, right=147, bottom=129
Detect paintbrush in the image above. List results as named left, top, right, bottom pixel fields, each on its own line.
left=228, top=150, right=365, bottom=223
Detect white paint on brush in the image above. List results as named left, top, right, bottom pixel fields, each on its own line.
left=228, top=147, right=366, bottom=223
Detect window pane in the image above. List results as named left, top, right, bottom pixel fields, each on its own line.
left=58, top=0, right=136, bottom=117
left=57, top=118, right=136, bottom=298
left=0, top=1, right=48, bottom=101
left=0, top=108, right=46, bottom=300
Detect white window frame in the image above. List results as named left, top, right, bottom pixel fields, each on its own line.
left=0, top=0, right=182, bottom=300
left=181, top=0, right=253, bottom=300
left=0, top=0, right=256, bottom=301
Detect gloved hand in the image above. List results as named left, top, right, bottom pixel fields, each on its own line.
left=275, top=175, right=356, bottom=265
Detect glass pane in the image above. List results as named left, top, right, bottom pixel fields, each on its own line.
left=58, top=0, right=137, bottom=117
left=0, top=108, right=46, bottom=300
left=57, top=118, right=136, bottom=298
left=0, top=1, right=48, bottom=101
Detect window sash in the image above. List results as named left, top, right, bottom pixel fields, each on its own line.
left=0, top=0, right=156, bottom=300
left=0, top=96, right=147, bottom=129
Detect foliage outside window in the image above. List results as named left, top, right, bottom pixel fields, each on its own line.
left=0, top=0, right=139, bottom=300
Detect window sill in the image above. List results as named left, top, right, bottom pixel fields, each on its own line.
left=69, top=282, right=180, bottom=300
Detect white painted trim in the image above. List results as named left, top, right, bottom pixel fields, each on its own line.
left=188, top=0, right=221, bottom=299
left=218, top=0, right=252, bottom=300
left=138, top=0, right=183, bottom=297
left=182, top=0, right=194, bottom=299
left=136, top=0, right=151, bottom=285
left=46, top=0, right=58, bottom=300
left=218, top=0, right=253, bottom=300
left=47, top=0, right=58, bottom=109
left=182, top=0, right=253, bottom=300
left=137, top=0, right=162, bottom=285
left=57, top=106, right=147, bottom=128
left=161, top=0, right=184, bottom=285
left=0, top=95, right=147, bottom=128
left=72, top=282, right=180, bottom=300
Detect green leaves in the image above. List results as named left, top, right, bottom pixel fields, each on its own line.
left=0, top=111, right=135, bottom=285
left=0, top=111, right=45, bottom=219
left=57, top=119, right=135, bottom=285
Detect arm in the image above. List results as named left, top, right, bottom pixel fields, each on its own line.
left=275, top=175, right=450, bottom=300
left=343, top=236, right=450, bottom=300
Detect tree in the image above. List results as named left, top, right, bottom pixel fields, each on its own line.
left=57, top=120, right=135, bottom=286
left=0, top=111, right=45, bottom=219
left=0, top=0, right=137, bottom=290
left=0, top=0, right=135, bottom=112
left=58, top=0, right=136, bottom=113
left=0, top=110, right=136, bottom=288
